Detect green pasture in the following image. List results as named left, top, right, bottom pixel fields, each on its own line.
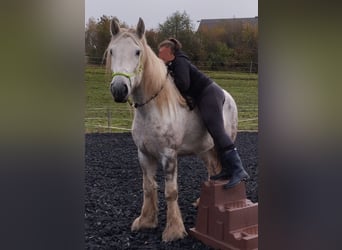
left=85, top=65, right=258, bottom=133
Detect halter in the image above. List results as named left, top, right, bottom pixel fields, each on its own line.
left=112, top=56, right=143, bottom=89
left=111, top=58, right=164, bottom=108
left=111, top=64, right=143, bottom=79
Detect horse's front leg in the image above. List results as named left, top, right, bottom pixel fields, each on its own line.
left=131, top=150, right=158, bottom=231
left=161, top=149, right=187, bottom=242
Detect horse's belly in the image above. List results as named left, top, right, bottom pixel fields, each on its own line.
left=131, top=108, right=216, bottom=156
left=132, top=130, right=213, bottom=157
left=132, top=124, right=181, bottom=157
left=177, top=127, right=214, bottom=155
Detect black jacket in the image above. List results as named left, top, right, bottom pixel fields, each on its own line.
left=167, top=50, right=212, bottom=102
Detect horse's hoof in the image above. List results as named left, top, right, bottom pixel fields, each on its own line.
left=131, top=217, right=141, bottom=231
left=131, top=216, right=158, bottom=231
left=192, top=198, right=200, bottom=208
left=162, top=227, right=187, bottom=242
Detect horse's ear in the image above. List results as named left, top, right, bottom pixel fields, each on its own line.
left=136, top=17, right=145, bottom=38
left=110, top=17, right=120, bottom=36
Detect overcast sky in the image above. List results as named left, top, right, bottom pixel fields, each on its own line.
left=85, top=0, right=258, bottom=30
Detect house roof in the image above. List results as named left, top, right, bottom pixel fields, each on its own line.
left=197, top=17, right=258, bottom=32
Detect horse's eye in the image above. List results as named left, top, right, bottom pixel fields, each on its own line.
left=110, top=49, right=113, bottom=55
left=135, top=50, right=141, bottom=56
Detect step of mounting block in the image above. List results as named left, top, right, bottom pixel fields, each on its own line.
left=189, top=181, right=258, bottom=250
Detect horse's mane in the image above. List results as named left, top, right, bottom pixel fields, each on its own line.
left=105, top=28, right=186, bottom=114
left=140, top=37, right=187, bottom=113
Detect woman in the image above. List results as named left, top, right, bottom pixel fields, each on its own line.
left=158, top=38, right=249, bottom=189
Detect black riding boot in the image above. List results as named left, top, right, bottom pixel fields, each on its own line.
left=210, top=148, right=249, bottom=188
left=223, top=148, right=249, bottom=188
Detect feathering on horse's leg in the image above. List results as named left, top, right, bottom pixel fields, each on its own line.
left=191, top=149, right=222, bottom=207
left=199, top=148, right=222, bottom=179
left=162, top=153, right=187, bottom=241
left=131, top=150, right=158, bottom=231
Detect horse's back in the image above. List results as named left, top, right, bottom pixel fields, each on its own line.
left=132, top=86, right=238, bottom=156
left=176, top=88, right=238, bottom=155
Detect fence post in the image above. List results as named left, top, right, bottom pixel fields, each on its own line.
left=107, top=107, right=111, bottom=133
left=249, top=60, right=253, bottom=73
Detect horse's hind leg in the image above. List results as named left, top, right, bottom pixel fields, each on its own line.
left=199, top=148, right=222, bottom=179
left=131, top=150, right=158, bottom=231
left=191, top=149, right=222, bottom=207
left=161, top=149, right=187, bottom=242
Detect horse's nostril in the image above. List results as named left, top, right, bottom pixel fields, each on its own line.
left=111, top=82, right=128, bottom=102
left=122, top=84, right=128, bottom=96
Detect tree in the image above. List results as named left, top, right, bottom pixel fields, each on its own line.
left=207, top=41, right=234, bottom=70
left=196, top=19, right=258, bottom=71
left=85, top=15, right=129, bottom=64
left=85, top=13, right=258, bottom=72
left=157, top=11, right=202, bottom=61
left=158, top=11, right=194, bottom=38
left=240, top=23, right=258, bottom=62
left=145, top=29, right=160, bottom=53
left=85, top=17, right=98, bottom=62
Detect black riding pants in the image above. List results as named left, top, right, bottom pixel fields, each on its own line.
left=196, top=83, right=234, bottom=153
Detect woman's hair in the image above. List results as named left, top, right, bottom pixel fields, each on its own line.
left=158, top=37, right=182, bottom=53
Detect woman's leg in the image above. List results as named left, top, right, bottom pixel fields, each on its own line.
left=197, top=83, right=249, bottom=188
left=197, top=83, right=234, bottom=152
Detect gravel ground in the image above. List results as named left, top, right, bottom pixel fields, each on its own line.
left=85, top=132, right=258, bottom=249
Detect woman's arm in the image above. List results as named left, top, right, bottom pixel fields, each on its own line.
left=172, top=57, right=191, bottom=94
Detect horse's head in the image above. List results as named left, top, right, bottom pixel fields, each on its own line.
left=107, top=17, right=145, bottom=103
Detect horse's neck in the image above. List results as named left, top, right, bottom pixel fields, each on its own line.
left=131, top=85, right=145, bottom=104
left=132, top=45, right=186, bottom=116
left=132, top=78, right=184, bottom=119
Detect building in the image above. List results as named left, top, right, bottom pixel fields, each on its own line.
left=197, top=17, right=258, bottom=33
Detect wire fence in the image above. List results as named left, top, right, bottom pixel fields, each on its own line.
left=85, top=106, right=258, bottom=133
left=85, top=56, right=258, bottom=73
left=85, top=62, right=258, bottom=133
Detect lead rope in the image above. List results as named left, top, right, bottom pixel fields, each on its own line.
left=127, top=85, right=164, bottom=108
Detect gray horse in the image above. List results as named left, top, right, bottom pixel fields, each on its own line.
left=106, top=17, right=238, bottom=241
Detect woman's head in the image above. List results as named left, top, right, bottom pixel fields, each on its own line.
left=158, top=38, right=182, bottom=63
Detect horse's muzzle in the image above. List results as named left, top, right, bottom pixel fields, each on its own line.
left=111, top=81, right=128, bottom=103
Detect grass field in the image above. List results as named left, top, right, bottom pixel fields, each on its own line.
left=85, top=65, right=258, bottom=133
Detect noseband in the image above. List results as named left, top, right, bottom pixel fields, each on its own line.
left=111, top=64, right=143, bottom=79
left=112, top=57, right=143, bottom=83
